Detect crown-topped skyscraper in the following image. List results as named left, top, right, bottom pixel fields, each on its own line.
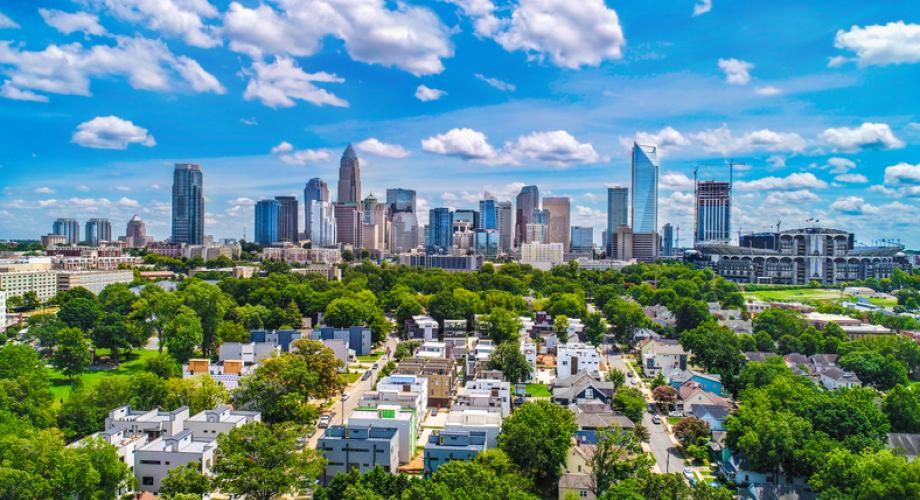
left=337, top=144, right=361, bottom=205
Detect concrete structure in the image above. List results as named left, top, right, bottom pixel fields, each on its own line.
left=0, top=270, right=58, bottom=301
left=105, top=406, right=190, bottom=440
left=496, top=200, right=513, bottom=253
left=417, top=341, right=449, bottom=359
left=515, top=185, right=540, bottom=247
left=318, top=425, right=400, bottom=483
left=454, top=379, right=511, bottom=418
left=124, top=215, right=151, bottom=248
left=134, top=430, right=216, bottom=493
left=334, top=203, right=362, bottom=248
left=407, top=315, right=438, bottom=341
left=218, top=341, right=278, bottom=365
left=396, top=357, right=457, bottom=408
left=631, top=143, right=658, bottom=234
left=314, top=326, right=372, bottom=356
left=56, top=270, right=134, bottom=294
left=695, top=180, right=731, bottom=244
left=363, top=374, right=428, bottom=416
left=520, top=242, right=564, bottom=270
left=423, top=430, right=488, bottom=474
left=182, top=359, right=252, bottom=390
left=397, top=254, right=483, bottom=272
left=184, top=406, right=260, bottom=440
left=557, top=342, right=601, bottom=378
left=444, top=409, right=502, bottom=448
left=249, top=329, right=303, bottom=352
left=348, top=405, right=418, bottom=464
left=172, top=163, right=204, bottom=245
left=543, top=197, right=571, bottom=251
left=632, top=231, right=660, bottom=261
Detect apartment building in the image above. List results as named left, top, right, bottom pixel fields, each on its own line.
left=318, top=425, right=399, bottom=484
left=397, top=357, right=457, bottom=407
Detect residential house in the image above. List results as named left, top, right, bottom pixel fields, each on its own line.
left=667, top=369, right=723, bottom=396
left=640, top=339, right=688, bottom=378
left=417, top=341, right=449, bottom=359
left=348, top=405, right=418, bottom=464
left=104, top=406, right=189, bottom=441
left=643, top=304, right=676, bottom=329
left=134, top=431, right=217, bottom=493
left=453, top=379, right=511, bottom=418
left=552, top=372, right=615, bottom=406
left=183, top=406, right=260, bottom=441
left=677, top=381, right=732, bottom=416
left=397, top=357, right=457, bottom=408
left=689, top=404, right=730, bottom=432
left=423, top=430, right=488, bottom=475
left=887, top=433, right=920, bottom=460
left=318, top=425, right=400, bottom=484
left=573, top=401, right=634, bottom=443
left=407, top=315, right=438, bottom=341
left=559, top=438, right=596, bottom=500
left=314, top=326, right=372, bottom=356
left=218, top=341, right=278, bottom=365
left=520, top=337, right=538, bottom=381
left=443, top=319, right=467, bottom=337
left=782, top=353, right=862, bottom=390
left=557, top=342, right=601, bottom=378
left=183, top=359, right=252, bottom=389
left=444, top=409, right=502, bottom=448
left=374, top=374, right=429, bottom=417
left=249, top=329, right=303, bottom=352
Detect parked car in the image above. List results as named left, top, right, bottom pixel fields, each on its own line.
left=372, top=363, right=379, bottom=370
left=318, top=415, right=331, bottom=428
left=652, top=415, right=662, bottom=424
left=361, top=370, right=371, bottom=381
left=682, top=468, right=694, bottom=482
left=627, top=371, right=634, bottom=377
left=341, top=393, right=350, bottom=401
left=669, top=410, right=684, bottom=418
left=514, top=397, right=525, bottom=406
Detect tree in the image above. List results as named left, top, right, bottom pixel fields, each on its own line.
left=145, top=352, right=181, bottom=379
left=160, top=462, right=211, bottom=498
left=164, top=375, right=229, bottom=415
left=53, top=327, right=90, bottom=381
left=428, top=289, right=463, bottom=330
left=838, top=350, right=908, bottom=391
left=395, top=340, right=420, bottom=361
left=603, top=299, right=650, bottom=344
left=606, top=368, right=626, bottom=389
left=323, top=298, right=365, bottom=328
left=58, top=297, right=101, bottom=332
left=675, top=299, right=710, bottom=333
left=213, top=422, right=324, bottom=500
left=91, top=313, right=134, bottom=363
left=0, top=344, right=55, bottom=427
left=488, top=341, right=533, bottom=384
left=98, top=284, right=137, bottom=316
left=554, top=314, right=570, bottom=344
left=673, top=417, right=711, bottom=448
left=589, top=427, right=652, bottom=495
left=883, top=384, right=920, bottom=433
left=652, top=385, right=677, bottom=413
left=810, top=448, right=920, bottom=499
left=181, top=281, right=232, bottom=356
left=753, top=308, right=805, bottom=340
left=217, top=321, right=249, bottom=343
left=132, top=285, right=180, bottom=353
left=613, top=387, right=646, bottom=423
left=499, top=400, right=577, bottom=493
left=585, top=312, right=607, bottom=347
left=484, top=308, right=522, bottom=344
left=163, top=306, right=204, bottom=363
left=547, top=292, right=587, bottom=319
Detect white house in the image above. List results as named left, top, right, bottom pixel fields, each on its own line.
left=454, top=379, right=512, bottom=417
left=519, top=337, right=538, bottom=381
left=640, top=340, right=688, bottom=377
left=557, top=342, right=601, bottom=378
left=375, top=374, right=429, bottom=417
left=134, top=431, right=216, bottom=493
left=105, top=406, right=189, bottom=440
left=444, top=409, right=503, bottom=448
left=417, top=341, right=448, bottom=359
left=218, top=341, right=278, bottom=365
left=348, top=405, right=418, bottom=464
left=183, top=406, right=261, bottom=441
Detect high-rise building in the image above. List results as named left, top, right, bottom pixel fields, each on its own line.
left=526, top=223, right=546, bottom=244
left=454, top=209, right=479, bottom=229
left=533, top=208, right=549, bottom=225
left=309, top=200, right=337, bottom=247
left=607, top=187, right=628, bottom=256
left=543, top=197, right=571, bottom=251
left=334, top=204, right=362, bottom=248
left=52, top=218, right=80, bottom=245
left=254, top=199, right=280, bottom=245
left=125, top=215, right=148, bottom=247
left=275, top=196, right=299, bottom=243
left=337, top=144, right=361, bottom=205
left=389, top=211, right=419, bottom=253
left=84, top=218, right=112, bottom=246
left=662, top=223, right=674, bottom=257
left=633, top=232, right=660, bottom=261
left=515, top=185, right=539, bottom=246
left=304, top=178, right=330, bottom=241
left=172, top=163, right=204, bottom=244
left=474, top=229, right=499, bottom=257
left=478, top=199, right=497, bottom=230
left=695, top=181, right=731, bottom=244
left=496, top=201, right=512, bottom=253
left=631, top=144, right=658, bottom=234
left=386, top=188, right=416, bottom=214
left=571, top=226, right=593, bottom=254
left=426, top=208, right=453, bottom=255
left=361, top=195, right=388, bottom=252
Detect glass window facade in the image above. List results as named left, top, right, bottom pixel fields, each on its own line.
left=631, top=144, right=658, bottom=234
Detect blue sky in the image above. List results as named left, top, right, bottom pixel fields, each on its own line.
left=0, top=0, right=918, bottom=247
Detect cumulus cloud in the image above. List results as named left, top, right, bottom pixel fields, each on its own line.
left=71, top=115, right=156, bottom=150
left=34, top=187, right=55, bottom=194
left=755, top=85, right=781, bottom=95
left=693, top=125, right=807, bottom=155
left=622, top=126, right=691, bottom=154
left=356, top=138, right=410, bottom=158
left=0, top=81, right=48, bottom=102
left=819, top=122, right=904, bottom=152
left=88, top=0, right=220, bottom=48
left=271, top=141, right=294, bottom=154
left=834, top=173, right=868, bottom=183
left=735, top=172, right=828, bottom=191
left=767, top=155, right=786, bottom=168
left=884, top=162, right=920, bottom=185
left=228, top=197, right=257, bottom=206
left=0, top=36, right=224, bottom=101
left=693, top=0, right=712, bottom=16
left=830, top=196, right=879, bottom=215
left=475, top=73, right=516, bottom=91
left=421, top=128, right=511, bottom=164
left=39, top=9, right=107, bottom=36
left=507, top=130, right=598, bottom=167
left=825, top=157, right=856, bottom=174
left=223, top=0, right=453, bottom=76
left=0, top=11, right=18, bottom=29
left=868, top=184, right=897, bottom=196
left=833, top=22, right=920, bottom=67
left=659, top=171, right=694, bottom=191
left=117, top=196, right=140, bottom=207
left=718, top=58, right=754, bottom=85
left=270, top=141, right=330, bottom=165
left=242, top=57, right=347, bottom=108
left=764, top=190, right=819, bottom=205
left=415, top=84, right=446, bottom=101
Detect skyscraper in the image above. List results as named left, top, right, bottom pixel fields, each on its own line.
left=426, top=208, right=453, bottom=255
left=84, top=218, right=112, bottom=246
left=125, top=215, right=148, bottom=247
left=309, top=200, right=337, bottom=247
left=52, top=218, right=80, bottom=245
left=631, top=144, right=658, bottom=234
left=304, top=178, right=329, bottom=241
left=386, top=188, right=416, bottom=214
left=543, top=197, right=571, bottom=251
left=172, top=163, right=204, bottom=245
left=386, top=188, right=418, bottom=253
left=515, top=185, right=539, bottom=246
left=453, top=209, right=479, bottom=230
left=571, top=226, right=593, bottom=253
left=607, top=186, right=628, bottom=256
left=275, top=196, right=299, bottom=243
left=337, top=144, right=361, bottom=205
left=334, top=204, right=362, bottom=247
left=479, top=199, right=497, bottom=230
left=496, top=201, right=513, bottom=253
left=254, top=199, right=280, bottom=245
left=662, top=223, right=674, bottom=256
left=695, top=181, right=731, bottom=244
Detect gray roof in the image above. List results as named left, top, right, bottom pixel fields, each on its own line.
left=744, top=351, right=778, bottom=362
left=888, top=433, right=920, bottom=459
left=558, top=473, right=593, bottom=490
left=691, top=404, right=730, bottom=421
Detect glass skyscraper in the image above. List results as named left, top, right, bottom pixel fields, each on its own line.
left=84, top=218, right=111, bottom=246
left=275, top=196, right=299, bottom=242
left=172, top=163, right=204, bottom=244
left=571, top=226, right=593, bottom=253
left=631, top=143, right=658, bottom=234
left=515, top=185, right=539, bottom=246
left=695, top=181, right=731, bottom=244
left=453, top=209, right=479, bottom=229
left=337, top=144, right=361, bottom=205
left=496, top=201, right=512, bottom=253
left=386, top=188, right=416, bottom=214
left=607, top=186, right=628, bottom=255
left=52, top=218, right=80, bottom=245
left=254, top=199, right=280, bottom=245
left=426, top=208, right=453, bottom=255
left=478, top=199, right=497, bottom=230
left=662, top=222, right=674, bottom=256
left=304, top=177, right=329, bottom=241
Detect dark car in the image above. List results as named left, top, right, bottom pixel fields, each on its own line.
left=361, top=370, right=371, bottom=381
left=514, top=397, right=525, bottom=406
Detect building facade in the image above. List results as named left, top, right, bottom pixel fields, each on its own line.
left=631, top=144, right=658, bottom=234
left=496, top=201, right=513, bottom=252
left=254, top=199, right=280, bottom=245
left=84, top=218, right=112, bottom=246
left=426, top=208, right=454, bottom=255
left=695, top=181, right=731, bottom=244
left=124, top=215, right=148, bottom=247
left=662, top=223, right=674, bottom=256
left=478, top=199, right=497, bottom=230
left=304, top=177, right=330, bottom=241
left=275, top=195, right=299, bottom=243
left=386, top=188, right=416, bottom=214
left=543, top=197, right=571, bottom=251
left=337, top=144, right=361, bottom=204
left=52, top=218, right=81, bottom=245
left=515, top=185, right=539, bottom=246
left=309, top=200, right=337, bottom=247
left=570, top=226, right=593, bottom=254
left=606, top=187, right=628, bottom=256
left=318, top=426, right=399, bottom=483
left=520, top=242, right=564, bottom=270
left=172, top=163, right=204, bottom=245
left=334, top=204, right=362, bottom=247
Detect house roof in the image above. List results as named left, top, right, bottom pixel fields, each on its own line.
left=888, top=433, right=920, bottom=458
left=554, top=371, right=608, bottom=389
left=679, top=382, right=732, bottom=408
left=575, top=410, right=635, bottom=430
left=743, top=351, right=777, bottom=362
left=691, top=404, right=730, bottom=420
left=559, top=473, right=593, bottom=490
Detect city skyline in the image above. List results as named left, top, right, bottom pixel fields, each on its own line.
left=0, top=2, right=918, bottom=247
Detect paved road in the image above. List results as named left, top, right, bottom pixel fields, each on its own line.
left=604, top=344, right=685, bottom=474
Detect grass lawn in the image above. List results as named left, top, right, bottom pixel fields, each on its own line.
left=668, top=416, right=682, bottom=425
left=340, top=371, right=361, bottom=384
left=46, top=348, right=160, bottom=402
left=357, top=352, right=384, bottom=363
left=525, top=383, right=551, bottom=398
left=864, top=296, right=899, bottom=307
left=744, top=288, right=845, bottom=304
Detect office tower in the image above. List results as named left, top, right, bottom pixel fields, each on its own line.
left=515, top=185, right=539, bottom=246
left=172, top=163, right=204, bottom=245
left=386, top=188, right=416, bottom=214
left=334, top=204, right=362, bottom=247
left=631, top=143, right=658, bottom=234
left=275, top=196, right=298, bottom=243
left=533, top=208, right=549, bottom=225
left=309, top=200, right=337, bottom=247
left=633, top=232, right=660, bottom=261
left=496, top=201, right=512, bottom=253
left=695, top=181, right=731, bottom=244
left=426, top=208, right=453, bottom=255
left=361, top=195, right=388, bottom=251
left=612, top=224, right=632, bottom=260
left=607, top=186, right=628, bottom=256
left=390, top=211, right=419, bottom=253
left=571, top=226, right=593, bottom=253
left=254, top=199, right=280, bottom=245
left=662, top=223, right=674, bottom=256
left=543, top=197, right=571, bottom=251
left=453, top=209, right=479, bottom=229
left=474, top=229, right=499, bottom=257
left=125, top=215, right=147, bottom=247
left=337, top=144, right=361, bottom=205
left=479, top=199, right=497, bottom=230
left=52, top=218, right=80, bottom=245
left=84, top=218, right=112, bottom=246
left=453, top=219, right=474, bottom=252
left=526, top=223, right=546, bottom=243
left=304, top=178, right=329, bottom=241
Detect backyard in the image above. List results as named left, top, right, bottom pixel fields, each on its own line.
left=525, top=383, right=551, bottom=398
left=45, top=348, right=160, bottom=402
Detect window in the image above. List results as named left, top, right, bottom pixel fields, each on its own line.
left=142, top=477, right=154, bottom=486
left=580, top=492, right=588, bottom=498
left=139, top=460, right=161, bottom=465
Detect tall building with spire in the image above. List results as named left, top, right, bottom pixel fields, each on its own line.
left=515, top=185, right=539, bottom=247
left=337, top=144, right=361, bottom=205
left=304, top=177, right=329, bottom=241
left=172, top=163, right=204, bottom=244
left=631, top=144, right=658, bottom=234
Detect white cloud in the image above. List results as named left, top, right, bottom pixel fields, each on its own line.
left=223, top=0, right=453, bottom=76
left=71, top=115, right=156, bottom=150
left=228, top=197, right=257, bottom=206
left=38, top=199, right=58, bottom=208
left=507, top=130, right=598, bottom=167
left=827, top=55, right=851, bottom=68
left=356, top=138, right=410, bottom=158
left=415, top=84, right=446, bottom=101
left=487, top=0, right=626, bottom=69
left=718, top=58, right=754, bottom=85
left=34, top=187, right=55, bottom=194
left=692, top=0, right=712, bottom=16
left=271, top=141, right=294, bottom=154
left=0, top=11, right=18, bottom=29
left=76, top=185, right=90, bottom=192
left=270, top=142, right=330, bottom=165
left=150, top=184, right=161, bottom=190
left=735, top=172, right=828, bottom=191
left=0, top=36, right=224, bottom=100
left=884, top=162, right=920, bottom=185
left=243, top=57, right=347, bottom=108
left=834, top=173, right=868, bottom=183
left=764, top=190, right=819, bottom=205
left=582, top=193, right=598, bottom=201
left=819, top=122, right=904, bottom=152
left=622, top=126, right=691, bottom=154
left=89, top=0, right=220, bottom=48
left=833, top=22, right=920, bottom=67
left=693, top=125, right=807, bottom=155
left=422, top=128, right=512, bottom=164
left=39, top=9, right=107, bottom=36
left=767, top=155, right=786, bottom=168
left=755, top=85, right=781, bottom=96
left=117, top=196, right=140, bottom=207
left=116, top=185, right=131, bottom=192
left=240, top=117, right=258, bottom=126
left=475, top=73, right=515, bottom=91
left=831, top=196, right=879, bottom=215
left=826, top=157, right=856, bottom=174
left=659, top=171, right=694, bottom=191
left=869, top=184, right=897, bottom=196
left=0, top=82, right=49, bottom=102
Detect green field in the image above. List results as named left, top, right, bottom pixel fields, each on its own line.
left=357, top=352, right=385, bottom=363
left=45, top=348, right=160, bottom=402
left=743, top=288, right=846, bottom=303
left=525, top=383, right=551, bottom=398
